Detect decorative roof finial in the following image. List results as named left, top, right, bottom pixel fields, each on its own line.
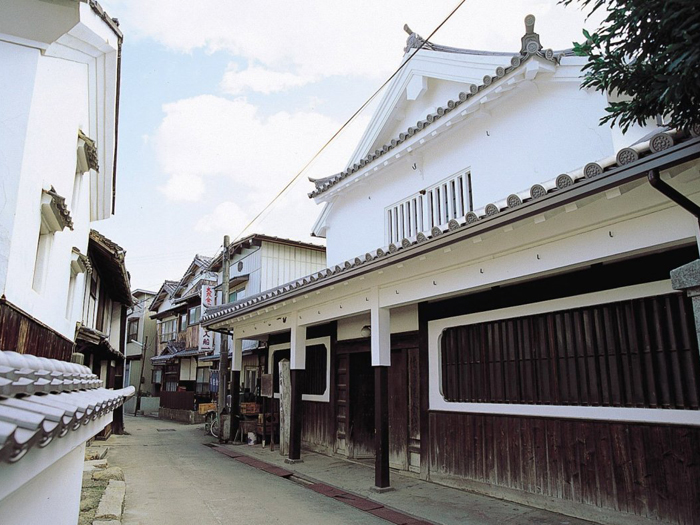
left=520, top=14, right=542, bottom=55
left=404, top=24, right=427, bottom=53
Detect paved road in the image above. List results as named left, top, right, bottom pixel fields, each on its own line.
left=109, top=416, right=387, bottom=525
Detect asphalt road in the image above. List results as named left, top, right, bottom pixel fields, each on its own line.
left=108, top=415, right=387, bottom=525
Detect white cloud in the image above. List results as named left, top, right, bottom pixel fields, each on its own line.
left=104, top=1, right=604, bottom=87
left=158, top=173, right=204, bottom=201
left=221, top=63, right=314, bottom=95
left=195, top=201, right=250, bottom=233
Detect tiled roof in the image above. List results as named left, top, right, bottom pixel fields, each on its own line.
left=43, top=186, right=74, bottom=231
left=203, top=129, right=700, bottom=326
left=209, top=233, right=325, bottom=271
left=0, top=350, right=134, bottom=463
left=309, top=15, right=562, bottom=199
left=89, top=230, right=132, bottom=306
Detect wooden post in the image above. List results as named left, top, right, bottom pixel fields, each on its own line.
left=134, top=336, right=149, bottom=416
left=218, top=235, right=231, bottom=442
left=231, top=337, right=243, bottom=442
left=279, top=359, right=291, bottom=456
left=374, top=366, right=390, bottom=490
left=288, top=369, right=304, bottom=462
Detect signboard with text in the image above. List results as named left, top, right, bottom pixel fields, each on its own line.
left=201, top=284, right=216, bottom=309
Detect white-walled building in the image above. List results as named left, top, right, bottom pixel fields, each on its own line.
left=204, top=17, right=700, bottom=525
left=0, top=0, right=122, bottom=359
left=0, top=1, right=127, bottom=523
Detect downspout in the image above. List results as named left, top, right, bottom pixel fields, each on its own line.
left=648, top=169, right=700, bottom=229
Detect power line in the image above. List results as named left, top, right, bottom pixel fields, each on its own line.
left=229, top=0, right=468, bottom=242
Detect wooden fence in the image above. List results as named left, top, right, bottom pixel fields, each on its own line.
left=160, top=390, right=195, bottom=411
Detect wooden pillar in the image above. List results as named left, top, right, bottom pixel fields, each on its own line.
left=370, top=288, right=392, bottom=491
left=287, top=318, right=306, bottom=463
left=231, top=337, right=243, bottom=439
left=374, top=366, right=390, bottom=489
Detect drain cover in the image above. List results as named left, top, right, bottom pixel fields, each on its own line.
left=156, top=429, right=176, bottom=432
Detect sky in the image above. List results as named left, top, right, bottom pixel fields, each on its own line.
left=96, top=0, right=604, bottom=292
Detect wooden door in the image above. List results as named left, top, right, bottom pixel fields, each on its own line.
left=335, top=352, right=349, bottom=455
left=388, top=345, right=421, bottom=472
left=349, top=352, right=375, bottom=459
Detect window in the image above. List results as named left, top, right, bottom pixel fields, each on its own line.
left=127, top=319, right=139, bottom=342
left=189, top=305, right=201, bottom=325
left=32, top=225, right=53, bottom=293
left=243, top=366, right=258, bottom=393
left=164, top=362, right=179, bottom=392
left=152, top=367, right=163, bottom=384
left=195, top=367, right=211, bottom=395
left=229, top=286, right=245, bottom=303
left=269, top=339, right=330, bottom=400
left=159, top=319, right=177, bottom=343
left=386, top=170, right=473, bottom=244
left=179, top=313, right=187, bottom=332
left=439, top=293, right=700, bottom=409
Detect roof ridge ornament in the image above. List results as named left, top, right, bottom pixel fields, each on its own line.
left=404, top=24, right=435, bottom=54
left=520, top=14, right=542, bottom=55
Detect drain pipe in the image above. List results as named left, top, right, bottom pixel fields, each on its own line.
left=648, top=169, right=700, bottom=228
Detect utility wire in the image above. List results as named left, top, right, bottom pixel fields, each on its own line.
left=229, top=0, right=468, bottom=243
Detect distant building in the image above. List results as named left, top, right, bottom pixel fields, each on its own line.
left=123, top=289, right=158, bottom=414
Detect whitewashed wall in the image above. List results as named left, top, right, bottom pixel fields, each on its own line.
left=321, top=57, right=658, bottom=266
left=1, top=49, right=91, bottom=341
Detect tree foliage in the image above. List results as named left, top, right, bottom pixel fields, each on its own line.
left=561, top=0, right=700, bottom=132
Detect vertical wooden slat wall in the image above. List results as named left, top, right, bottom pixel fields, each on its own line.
left=433, top=292, right=700, bottom=524
left=0, top=301, right=74, bottom=361
left=440, top=293, right=700, bottom=409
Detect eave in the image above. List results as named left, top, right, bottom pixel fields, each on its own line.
left=204, top=134, right=700, bottom=328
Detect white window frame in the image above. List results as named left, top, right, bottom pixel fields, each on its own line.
left=428, top=279, right=700, bottom=427
left=268, top=336, right=331, bottom=403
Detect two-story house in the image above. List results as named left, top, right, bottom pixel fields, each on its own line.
left=203, top=16, right=700, bottom=525
left=203, top=234, right=327, bottom=397
left=149, top=256, right=216, bottom=421
left=124, top=288, right=158, bottom=414
left=74, top=229, right=133, bottom=436
left=0, top=1, right=133, bottom=524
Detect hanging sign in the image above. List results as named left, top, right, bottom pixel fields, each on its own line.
left=202, top=284, right=216, bottom=309
left=199, top=326, right=213, bottom=351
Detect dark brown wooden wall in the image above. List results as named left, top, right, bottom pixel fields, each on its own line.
left=429, top=412, right=700, bottom=525
left=0, top=300, right=74, bottom=361
left=441, top=293, right=700, bottom=409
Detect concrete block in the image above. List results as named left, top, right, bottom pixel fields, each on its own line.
left=92, top=467, right=124, bottom=481
left=84, top=459, right=108, bottom=472
left=85, top=447, right=109, bottom=460
left=94, top=480, right=126, bottom=521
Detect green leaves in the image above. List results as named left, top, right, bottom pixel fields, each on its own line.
left=561, top=0, right=700, bottom=133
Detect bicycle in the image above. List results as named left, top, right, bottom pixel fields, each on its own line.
left=204, top=410, right=219, bottom=438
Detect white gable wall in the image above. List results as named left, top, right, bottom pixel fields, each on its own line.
left=323, top=69, right=650, bottom=266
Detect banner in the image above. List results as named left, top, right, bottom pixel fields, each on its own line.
left=199, top=325, right=213, bottom=351
left=201, top=284, right=216, bottom=309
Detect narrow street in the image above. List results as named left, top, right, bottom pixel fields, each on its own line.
left=108, top=416, right=388, bottom=525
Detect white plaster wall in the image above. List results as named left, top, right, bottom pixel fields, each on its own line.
left=0, top=443, right=85, bottom=525
left=3, top=51, right=91, bottom=340
left=0, top=42, right=39, bottom=294
left=323, top=67, right=656, bottom=266
left=336, top=304, right=418, bottom=341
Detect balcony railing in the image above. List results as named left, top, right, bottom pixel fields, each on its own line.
left=385, top=171, right=473, bottom=244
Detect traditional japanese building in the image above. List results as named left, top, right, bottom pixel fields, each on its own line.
left=203, top=16, right=700, bottom=525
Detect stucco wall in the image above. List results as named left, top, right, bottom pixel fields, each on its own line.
left=322, top=63, right=656, bottom=266
left=2, top=48, right=92, bottom=341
